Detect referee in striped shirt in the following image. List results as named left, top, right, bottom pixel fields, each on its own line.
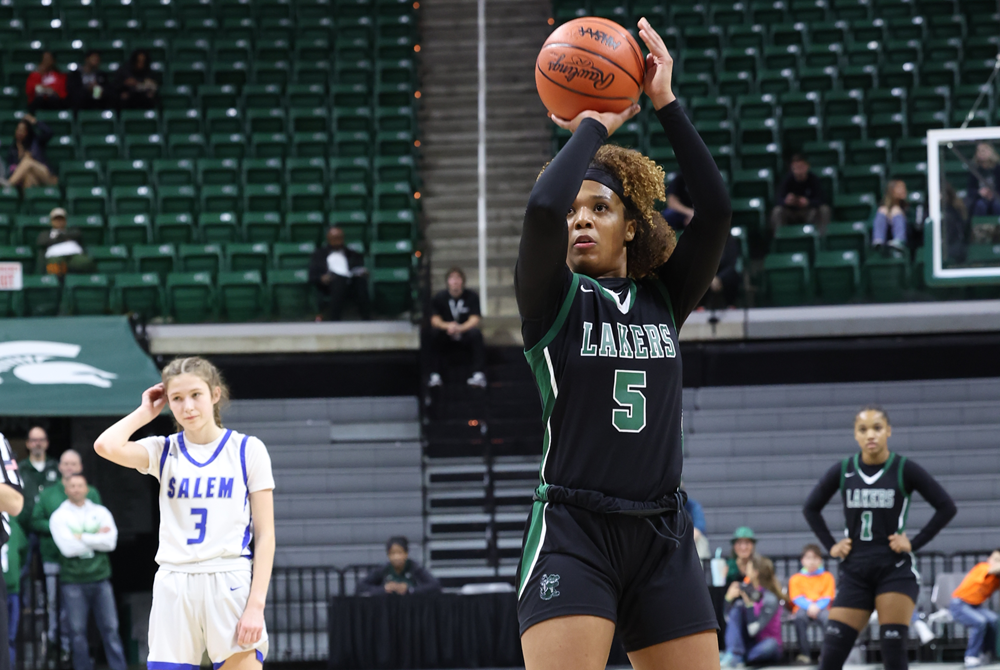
left=0, top=433, right=25, bottom=670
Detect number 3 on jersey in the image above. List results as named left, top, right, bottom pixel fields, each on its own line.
left=188, top=508, right=208, bottom=545
left=612, top=370, right=647, bottom=433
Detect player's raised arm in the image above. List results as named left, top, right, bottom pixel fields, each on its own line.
left=516, top=106, right=638, bottom=328
left=93, top=383, right=164, bottom=470
left=637, top=17, right=732, bottom=328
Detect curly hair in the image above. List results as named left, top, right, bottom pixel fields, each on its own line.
left=590, top=145, right=677, bottom=278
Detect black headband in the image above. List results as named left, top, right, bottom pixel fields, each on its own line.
left=584, top=165, right=628, bottom=204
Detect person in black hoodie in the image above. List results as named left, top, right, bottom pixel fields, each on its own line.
left=307, top=226, right=371, bottom=321
left=3, top=115, right=57, bottom=189
left=67, top=51, right=110, bottom=110
left=115, top=50, right=158, bottom=110
left=357, top=537, right=441, bottom=596
left=770, top=154, right=830, bottom=235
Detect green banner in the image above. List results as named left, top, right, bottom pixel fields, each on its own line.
left=0, top=316, right=161, bottom=416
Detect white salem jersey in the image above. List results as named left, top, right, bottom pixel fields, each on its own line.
left=137, top=429, right=275, bottom=572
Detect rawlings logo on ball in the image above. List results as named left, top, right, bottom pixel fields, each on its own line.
left=546, top=54, right=615, bottom=90
left=578, top=27, right=621, bottom=50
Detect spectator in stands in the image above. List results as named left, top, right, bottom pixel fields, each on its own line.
left=17, top=426, right=59, bottom=532
left=769, top=154, right=830, bottom=235
left=3, top=114, right=57, bottom=190
left=115, top=50, right=158, bottom=110
left=3, top=518, right=26, bottom=668
left=662, top=174, right=694, bottom=231
left=720, top=555, right=785, bottom=667
left=31, top=449, right=102, bottom=667
left=49, top=473, right=126, bottom=670
left=357, top=537, right=441, bottom=596
left=67, top=51, right=109, bottom=111
left=872, top=180, right=909, bottom=251
left=427, top=267, right=486, bottom=389
left=25, top=51, right=67, bottom=112
left=699, top=231, right=741, bottom=309
left=949, top=549, right=1000, bottom=668
left=944, top=181, right=970, bottom=264
left=36, top=208, right=93, bottom=276
left=726, top=526, right=757, bottom=586
left=788, top=543, right=836, bottom=664
left=967, top=143, right=1000, bottom=218
left=681, top=481, right=710, bottom=559
left=307, top=226, right=371, bottom=321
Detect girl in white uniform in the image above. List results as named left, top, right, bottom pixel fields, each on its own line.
left=94, top=357, right=275, bottom=670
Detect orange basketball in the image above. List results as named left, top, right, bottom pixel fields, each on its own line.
left=535, top=17, right=645, bottom=120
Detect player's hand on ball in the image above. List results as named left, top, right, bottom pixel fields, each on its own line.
left=237, top=604, right=264, bottom=646
left=830, top=538, right=852, bottom=558
left=888, top=533, right=911, bottom=553
left=636, top=17, right=676, bottom=111
left=140, top=383, right=166, bottom=420
left=549, top=105, right=640, bottom=137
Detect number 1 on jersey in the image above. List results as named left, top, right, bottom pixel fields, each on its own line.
left=612, top=370, right=647, bottom=433
left=188, top=508, right=208, bottom=545
left=860, top=510, right=873, bottom=541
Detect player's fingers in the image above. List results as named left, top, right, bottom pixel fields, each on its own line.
left=549, top=113, right=572, bottom=130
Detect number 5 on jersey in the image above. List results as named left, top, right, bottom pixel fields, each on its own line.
left=613, top=370, right=646, bottom=433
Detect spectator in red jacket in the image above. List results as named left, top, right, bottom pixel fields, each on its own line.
left=25, top=52, right=67, bottom=112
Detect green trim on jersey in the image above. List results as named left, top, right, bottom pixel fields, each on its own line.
left=648, top=275, right=678, bottom=332
left=587, top=276, right=637, bottom=313
left=839, top=457, right=850, bottom=492
left=517, top=501, right=547, bottom=599
left=525, top=273, right=581, bottom=357
left=897, top=455, right=910, bottom=532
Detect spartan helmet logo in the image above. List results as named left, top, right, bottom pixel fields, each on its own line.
left=0, top=341, right=117, bottom=388
left=539, top=573, right=561, bottom=601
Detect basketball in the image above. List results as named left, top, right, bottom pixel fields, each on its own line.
left=535, top=17, right=645, bottom=120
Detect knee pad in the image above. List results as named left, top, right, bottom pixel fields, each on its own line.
left=879, top=624, right=909, bottom=670
left=818, top=619, right=860, bottom=670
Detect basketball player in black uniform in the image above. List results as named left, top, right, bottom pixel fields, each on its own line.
left=515, top=18, right=731, bottom=670
left=803, top=406, right=957, bottom=670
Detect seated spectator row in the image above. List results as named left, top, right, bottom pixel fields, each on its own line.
left=3, top=106, right=418, bottom=136
left=0, top=0, right=415, bottom=22
left=0, top=207, right=413, bottom=246
left=557, top=0, right=994, bottom=26
left=0, top=239, right=415, bottom=277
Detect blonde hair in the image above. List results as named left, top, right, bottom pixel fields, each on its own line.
left=882, top=179, right=907, bottom=212
left=977, top=142, right=999, bottom=169
left=161, top=357, right=229, bottom=428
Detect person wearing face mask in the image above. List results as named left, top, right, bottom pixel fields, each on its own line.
left=802, top=405, right=957, bottom=670
left=357, top=537, right=440, bottom=596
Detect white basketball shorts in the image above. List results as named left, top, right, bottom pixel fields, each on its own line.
left=147, top=569, right=269, bottom=669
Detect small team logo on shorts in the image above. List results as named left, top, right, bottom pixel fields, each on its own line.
left=539, top=574, right=561, bottom=601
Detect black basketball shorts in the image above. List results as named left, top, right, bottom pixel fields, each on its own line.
left=832, top=551, right=921, bottom=611
left=515, top=501, right=719, bottom=652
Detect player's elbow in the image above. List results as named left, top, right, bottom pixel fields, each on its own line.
left=93, top=439, right=112, bottom=460
left=2, top=489, right=23, bottom=517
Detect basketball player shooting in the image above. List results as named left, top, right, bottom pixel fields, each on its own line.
left=515, top=18, right=732, bottom=670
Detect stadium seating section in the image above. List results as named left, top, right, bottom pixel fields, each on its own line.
left=0, top=0, right=421, bottom=321
left=552, top=0, right=1000, bottom=306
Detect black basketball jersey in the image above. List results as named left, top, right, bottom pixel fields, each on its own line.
left=525, top=272, right=683, bottom=504
left=839, top=452, right=911, bottom=557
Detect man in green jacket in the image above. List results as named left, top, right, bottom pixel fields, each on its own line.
left=30, top=450, right=100, bottom=663
left=17, top=426, right=60, bottom=530
left=3, top=518, right=27, bottom=667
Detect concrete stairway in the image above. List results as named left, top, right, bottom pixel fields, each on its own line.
left=419, top=0, right=551, bottom=314
left=223, top=397, right=424, bottom=567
